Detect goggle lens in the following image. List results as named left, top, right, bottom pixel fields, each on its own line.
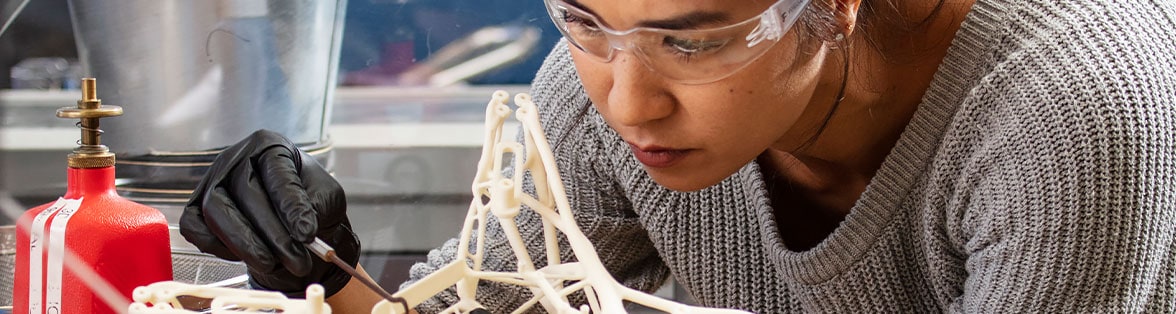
left=544, top=0, right=809, bottom=84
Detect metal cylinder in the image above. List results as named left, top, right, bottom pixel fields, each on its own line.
left=65, top=0, right=346, bottom=211
left=67, top=0, right=346, bottom=155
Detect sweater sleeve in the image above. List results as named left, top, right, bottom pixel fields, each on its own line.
left=400, top=41, right=670, bottom=313
left=953, top=2, right=1176, bottom=311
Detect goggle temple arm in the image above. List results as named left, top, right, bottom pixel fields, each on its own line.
left=745, top=7, right=785, bottom=48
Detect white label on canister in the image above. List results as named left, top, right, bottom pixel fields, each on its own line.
left=28, top=198, right=67, bottom=314
left=45, top=197, right=83, bottom=314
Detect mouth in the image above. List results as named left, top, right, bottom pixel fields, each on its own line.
left=627, top=142, right=694, bottom=168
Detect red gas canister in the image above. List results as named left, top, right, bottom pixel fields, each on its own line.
left=13, top=78, right=173, bottom=314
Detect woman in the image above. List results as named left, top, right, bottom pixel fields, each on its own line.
left=180, top=0, right=1176, bottom=312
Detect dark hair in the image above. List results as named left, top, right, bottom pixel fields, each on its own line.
left=797, top=0, right=949, bottom=52
left=791, top=0, right=949, bottom=150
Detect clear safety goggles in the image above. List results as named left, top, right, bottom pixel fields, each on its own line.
left=544, top=0, right=811, bottom=84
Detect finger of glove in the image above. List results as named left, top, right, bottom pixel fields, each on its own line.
left=189, top=130, right=285, bottom=211
left=194, top=133, right=263, bottom=201
left=257, top=147, right=318, bottom=244
left=187, top=147, right=247, bottom=213
left=179, top=203, right=239, bottom=262
left=201, top=186, right=275, bottom=269
left=185, top=170, right=216, bottom=212
left=230, top=161, right=315, bottom=276
left=298, top=150, right=347, bottom=230
left=328, top=219, right=361, bottom=267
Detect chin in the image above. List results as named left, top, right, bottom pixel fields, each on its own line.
left=645, top=169, right=729, bottom=192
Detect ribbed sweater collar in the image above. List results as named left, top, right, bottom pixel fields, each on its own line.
left=750, top=0, right=1008, bottom=284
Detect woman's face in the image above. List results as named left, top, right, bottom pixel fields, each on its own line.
left=569, top=0, right=828, bottom=191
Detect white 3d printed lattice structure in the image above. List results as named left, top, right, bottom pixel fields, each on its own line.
left=374, top=92, right=749, bottom=314
left=129, top=281, right=330, bottom=313
left=129, top=92, right=752, bottom=314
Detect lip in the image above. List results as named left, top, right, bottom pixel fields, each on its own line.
left=627, top=142, right=693, bottom=168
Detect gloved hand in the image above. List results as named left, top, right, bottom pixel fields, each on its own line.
left=180, top=129, right=360, bottom=297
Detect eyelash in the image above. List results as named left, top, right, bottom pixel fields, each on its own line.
left=663, top=37, right=726, bottom=62
left=562, top=12, right=603, bottom=36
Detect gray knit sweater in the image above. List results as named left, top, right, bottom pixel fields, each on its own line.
left=403, top=0, right=1176, bottom=312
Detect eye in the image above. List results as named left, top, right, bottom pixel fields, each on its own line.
left=663, top=36, right=728, bottom=55
left=561, top=10, right=603, bottom=35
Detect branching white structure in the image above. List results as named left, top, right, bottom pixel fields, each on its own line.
left=377, top=92, right=750, bottom=314
left=128, top=281, right=330, bottom=314
left=127, top=91, right=751, bottom=314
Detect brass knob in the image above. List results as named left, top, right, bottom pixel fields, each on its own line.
left=56, top=78, right=121, bottom=168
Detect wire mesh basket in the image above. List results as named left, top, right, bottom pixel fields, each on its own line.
left=166, top=225, right=248, bottom=288
left=0, top=225, right=15, bottom=307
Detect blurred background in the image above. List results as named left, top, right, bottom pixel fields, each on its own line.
left=0, top=0, right=559, bottom=300
left=0, top=0, right=560, bottom=88
left=0, top=0, right=693, bottom=308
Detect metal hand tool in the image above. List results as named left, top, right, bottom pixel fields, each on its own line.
left=305, top=238, right=411, bottom=313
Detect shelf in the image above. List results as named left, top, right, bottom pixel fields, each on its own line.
left=0, top=85, right=529, bottom=150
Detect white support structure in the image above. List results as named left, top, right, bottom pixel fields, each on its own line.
left=378, top=91, right=751, bottom=314
left=128, top=281, right=330, bottom=314
left=126, top=91, right=752, bottom=314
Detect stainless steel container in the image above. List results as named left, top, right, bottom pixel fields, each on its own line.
left=67, top=0, right=345, bottom=154
left=65, top=0, right=345, bottom=208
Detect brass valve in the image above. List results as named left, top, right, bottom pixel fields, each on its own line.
left=56, top=78, right=124, bottom=168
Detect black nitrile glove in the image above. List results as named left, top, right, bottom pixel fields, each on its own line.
left=180, top=129, right=360, bottom=297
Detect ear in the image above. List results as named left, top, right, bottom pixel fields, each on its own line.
left=833, top=0, right=863, bottom=37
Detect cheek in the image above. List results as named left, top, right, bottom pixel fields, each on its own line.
left=568, top=47, right=612, bottom=104
left=730, top=44, right=824, bottom=130
left=678, top=46, right=821, bottom=176
left=704, top=51, right=816, bottom=137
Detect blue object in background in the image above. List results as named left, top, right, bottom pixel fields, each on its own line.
left=339, top=0, right=561, bottom=86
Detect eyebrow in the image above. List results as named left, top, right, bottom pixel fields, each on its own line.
left=564, top=0, right=732, bottom=30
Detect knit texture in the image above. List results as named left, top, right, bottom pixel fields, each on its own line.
left=403, top=0, right=1176, bottom=312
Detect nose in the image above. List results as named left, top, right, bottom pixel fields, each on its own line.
left=605, top=52, right=675, bottom=127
